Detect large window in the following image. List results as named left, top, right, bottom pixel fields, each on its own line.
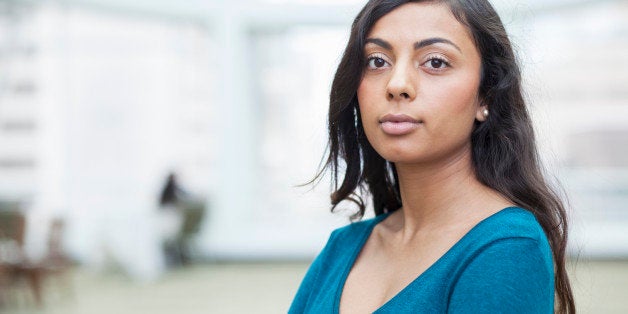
left=524, top=1, right=628, bottom=256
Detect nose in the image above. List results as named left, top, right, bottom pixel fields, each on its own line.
left=386, top=62, right=416, bottom=101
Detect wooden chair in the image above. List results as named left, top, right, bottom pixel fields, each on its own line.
left=41, top=218, right=73, bottom=300
left=0, top=210, right=45, bottom=307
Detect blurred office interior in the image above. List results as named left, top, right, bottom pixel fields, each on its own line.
left=0, top=0, right=627, bottom=313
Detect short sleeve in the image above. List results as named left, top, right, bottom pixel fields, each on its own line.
left=447, top=237, right=554, bottom=314
left=288, top=230, right=338, bottom=313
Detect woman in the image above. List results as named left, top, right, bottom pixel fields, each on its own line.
left=289, top=0, right=575, bottom=313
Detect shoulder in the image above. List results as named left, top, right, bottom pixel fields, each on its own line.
left=471, top=206, right=548, bottom=243
left=449, top=207, right=554, bottom=287
left=447, top=208, right=555, bottom=311
left=288, top=213, right=390, bottom=313
left=464, top=206, right=553, bottom=269
left=448, top=237, right=555, bottom=312
left=328, top=213, right=391, bottom=246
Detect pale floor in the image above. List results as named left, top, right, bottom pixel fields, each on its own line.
left=2, top=260, right=628, bottom=314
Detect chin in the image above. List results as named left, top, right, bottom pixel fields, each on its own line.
left=372, top=145, right=428, bottom=164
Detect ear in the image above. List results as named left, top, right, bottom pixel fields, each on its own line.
left=475, top=104, right=489, bottom=122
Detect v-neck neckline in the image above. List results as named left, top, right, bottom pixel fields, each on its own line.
left=334, top=206, right=520, bottom=314
left=333, top=212, right=391, bottom=313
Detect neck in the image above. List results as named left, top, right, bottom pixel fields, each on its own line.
left=392, top=145, right=498, bottom=234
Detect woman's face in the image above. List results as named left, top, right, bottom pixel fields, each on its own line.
left=357, top=2, right=486, bottom=165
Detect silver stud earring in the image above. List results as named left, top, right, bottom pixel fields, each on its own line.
left=482, top=108, right=489, bottom=118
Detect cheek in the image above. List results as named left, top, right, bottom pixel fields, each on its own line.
left=423, top=75, right=481, bottom=141
left=429, top=74, right=480, bottom=117
left=357, top=79, right=372, bottom=107
left=357, top=79, right=382, bottom=147
left=357, top=79, right=377, bottom=121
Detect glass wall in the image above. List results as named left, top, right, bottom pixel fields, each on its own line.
left=1, top=1, right=627, bottom=280
left=524, top=0, right=628, bottom=256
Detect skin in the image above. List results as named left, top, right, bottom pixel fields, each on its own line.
left=339, top=3, right=514, bottom=313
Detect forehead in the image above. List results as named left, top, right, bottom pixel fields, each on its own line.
left=367, top=2, right=474, bottom=49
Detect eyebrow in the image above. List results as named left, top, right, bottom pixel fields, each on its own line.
left=414, top=37, right=461, bottom=52
left=365, top=38, right=392, bottom=50
left=365, top=37, right=461, bottom=52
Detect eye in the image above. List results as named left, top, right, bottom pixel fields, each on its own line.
left=422, top=56, right=450, bottom=70
left=366, top=56, right=390, bottom=69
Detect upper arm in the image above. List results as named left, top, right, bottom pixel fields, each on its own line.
left=448, top=238, right=554, bottom=314
left=288, top=230, right=338, bottom=313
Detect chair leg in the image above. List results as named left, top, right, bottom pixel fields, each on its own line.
left=25, top=268, right=44, bottom=307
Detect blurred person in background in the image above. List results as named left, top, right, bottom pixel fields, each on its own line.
left=290, top=0, right=575, bottom=313
left=158, top=172, right=188, bottom=267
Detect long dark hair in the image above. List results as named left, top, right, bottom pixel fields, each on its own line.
left=314, top=0, right=575, bottom=312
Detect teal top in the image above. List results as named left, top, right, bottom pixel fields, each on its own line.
left=289, top=207, right=554, bottom=313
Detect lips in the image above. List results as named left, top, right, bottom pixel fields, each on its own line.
left=378, top=114, right=422, bottom=136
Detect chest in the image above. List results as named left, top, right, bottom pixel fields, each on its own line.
left=338, top=234, right=458, bottom=314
